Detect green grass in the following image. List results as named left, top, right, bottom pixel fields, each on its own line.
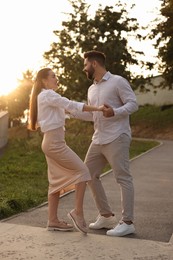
left=129, top=139, right=159, bottom=159
left=0, top=133, right=48, bottom=219
left=0, top=118, right=159, bottom=220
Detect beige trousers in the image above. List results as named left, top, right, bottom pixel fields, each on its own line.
left=42, top=127, right=91, bottom=195
left=85, top=133, right=134, bottom=222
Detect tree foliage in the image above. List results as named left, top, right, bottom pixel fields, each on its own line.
left=44, top=0, right=141, bottom=100
left=151, top=0, right=173, bottom=88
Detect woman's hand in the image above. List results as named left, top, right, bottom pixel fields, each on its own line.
left=98, top=105, right=106, bottom=111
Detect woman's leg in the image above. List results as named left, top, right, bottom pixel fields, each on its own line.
left=47, top=191, right=73, bottom=231
left=68, top=181, right=88, bottom=233
left=48, top=192, right=60, bottom=225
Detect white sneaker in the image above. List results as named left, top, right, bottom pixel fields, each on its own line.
left=106, top=221, right=135, bottom=237
left=89, top=215, right=116, bottom=230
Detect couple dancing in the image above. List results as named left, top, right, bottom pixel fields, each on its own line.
left=29, top=50, right=138, bottom=237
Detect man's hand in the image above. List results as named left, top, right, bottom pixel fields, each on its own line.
left=103, top=104, right=115, bottom=117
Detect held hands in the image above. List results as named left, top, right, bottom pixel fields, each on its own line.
left=98, top=104, right=115, bottom=117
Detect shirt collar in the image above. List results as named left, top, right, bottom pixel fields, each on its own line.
left=102, top=71, right=112, bottom=81
left=94, top=71, right=111, bottom=84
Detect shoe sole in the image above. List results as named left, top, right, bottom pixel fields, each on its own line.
left=68, top=213, right=87, bottom=234
left=89, top=224, right=115, bottom=230
left=106, top=229, right=135, bottom=237
left=47, top=226, right=73, bottom=232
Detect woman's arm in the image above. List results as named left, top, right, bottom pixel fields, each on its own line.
left=83, top=104, right=104, bottom=112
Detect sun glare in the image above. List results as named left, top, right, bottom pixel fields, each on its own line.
left=0, top=75, right=19, bottom=96
left=0, top=0, right=66, bottom=97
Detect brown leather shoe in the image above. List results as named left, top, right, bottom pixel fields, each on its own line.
left=47, top=221, right=73, bottom=231
left=68, top=209, right=87, bottom=234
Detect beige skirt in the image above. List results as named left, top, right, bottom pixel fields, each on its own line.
left=41, top=127, right=91, bottom=195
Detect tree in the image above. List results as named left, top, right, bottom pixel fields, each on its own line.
left=7, top=70, right=34, bottom=122
left=0, top=95, right=7, bottom=111
left=44, top=0, right=141, bottom=100
left=151, top=0, right=173, bottom=88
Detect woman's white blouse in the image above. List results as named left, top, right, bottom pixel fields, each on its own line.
left=37, top=89, right=84, bottom=133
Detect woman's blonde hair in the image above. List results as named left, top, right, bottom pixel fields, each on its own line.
left=28, top=68, right=51, bottom=131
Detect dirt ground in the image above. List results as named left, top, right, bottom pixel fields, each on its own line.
left=131, top=124, right=173, bottom=140
left=8, top=123, right=173, bottom=141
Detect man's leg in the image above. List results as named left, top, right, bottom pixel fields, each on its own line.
left=103, top=134, right=135, bottom=236
left=85, top=142, right=116, bottom=229
left=103, top=134, right=134, bottom=222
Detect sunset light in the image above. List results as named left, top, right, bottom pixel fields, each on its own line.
left=0, top=0, right=161, bottom=96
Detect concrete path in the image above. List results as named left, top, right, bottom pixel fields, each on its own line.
left=1, top=139, right=173, bottom=259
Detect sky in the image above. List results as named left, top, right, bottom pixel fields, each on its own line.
left=0, top=0, right=162, bottom=96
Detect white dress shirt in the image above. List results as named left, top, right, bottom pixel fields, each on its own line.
left=72, top=71, right=138, bottom=145
left=37, top=89, right=84, bottom=133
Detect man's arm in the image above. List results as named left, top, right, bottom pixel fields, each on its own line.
left=103, top=78, right=138, bottom=118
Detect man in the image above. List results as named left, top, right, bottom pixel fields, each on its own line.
left=72, top=50, right=138, bottom=236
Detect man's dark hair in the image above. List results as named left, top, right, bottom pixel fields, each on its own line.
left=84, top=51, right=106, bottom=67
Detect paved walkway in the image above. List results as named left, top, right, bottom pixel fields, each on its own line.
left=0, top=139, right=173, bottom=259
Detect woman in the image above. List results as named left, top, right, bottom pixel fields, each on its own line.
left=29, top=68, right=104, bottom=234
